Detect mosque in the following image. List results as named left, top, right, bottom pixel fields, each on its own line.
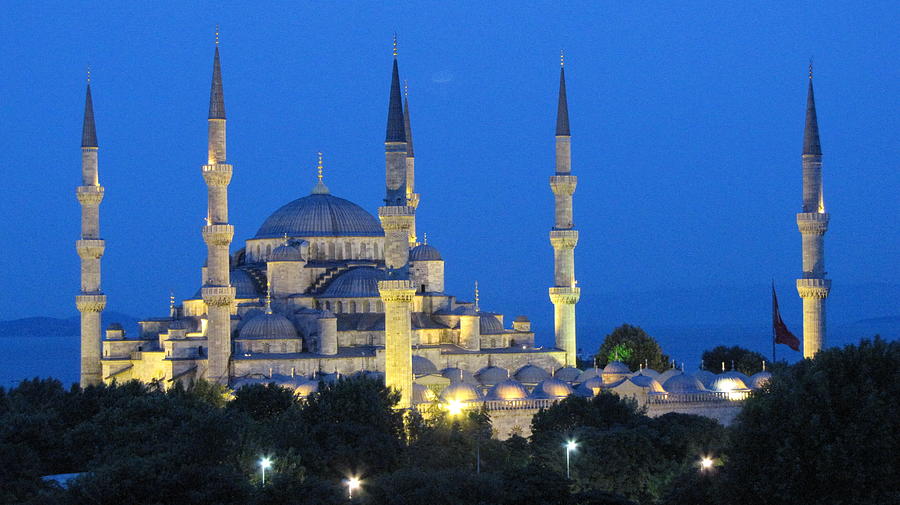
left=74, top=39, right=829, bottom=434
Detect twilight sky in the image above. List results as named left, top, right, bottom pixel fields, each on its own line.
left=0, top=2, right=897, bottom=354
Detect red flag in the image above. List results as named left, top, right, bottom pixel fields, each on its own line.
left=772, top=283, right=800, bottom=351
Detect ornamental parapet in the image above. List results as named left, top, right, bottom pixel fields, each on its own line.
left=201, top=163, right=233, bottom=186
left=549, top=286, right=580, bottom=304
left=796, top=278, right=831, bottom=299
left=202, top=224, right=234, bottom=246
left=76, top=239, right=105, bottom=259
left=549, top=229, right=579, bottom=249
left=76, top=294, right=107, bottom=312
left=76, top=185, right=105, bottom=206
left=378, top=206, right=415, bottom=230
left=385, top=141, right=408, bottom=153
left=550, top=175, right=577, bottom=195
left=202, top=286, right=236, bottom=306
left=378, top=279, right=416, bottom=302
left=796, top=212, right=830, bottom=235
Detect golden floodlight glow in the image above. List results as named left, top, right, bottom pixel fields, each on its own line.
left=445, top=399, right=463, bottom=416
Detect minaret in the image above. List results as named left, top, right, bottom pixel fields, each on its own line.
left=548, top=52, right=580, bottom=367
left=403, top=81, right=420, bottom=246
left=378, top=36, right=416, bottom=409
left=76, top=73, right=107, bottom=387
left=200, top=36, right=236, bottom=384
left=796, top=64, right=830, bottom=358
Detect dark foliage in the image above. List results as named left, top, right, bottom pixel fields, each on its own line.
left=594, top=324, right=670, bottom=371
left=701, top=345, right=768, bottom=375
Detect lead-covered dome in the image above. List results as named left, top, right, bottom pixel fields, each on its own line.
left=486, top=379, right=529, bottom=401
left=255, top=193, right=384, bottom=239
left=531, top=378, right=574, bottom=399
left=479, top=314, right=505, bottom=334
left=662, top=372, right=708, bottom=393
left=322, top=267, right=386, bottom=297
left=409, top=243, right=442, bottom=261
left=239, top=311, right=298, bottom=339
left=514, top=364, right=550, bottom=384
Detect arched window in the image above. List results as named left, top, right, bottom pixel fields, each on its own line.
left=376, top=301, right=384, bottom=312
left=345, top=242, right=352, bottom=259
left=373, top=242, right=380, bottom=259
left=329, top=242, right=336, bottom=260
left=281, top=343, right=288, bottom=353
left=349, top=301, right=356, bottom=313
left=263, top=343, right=270, bottom=353
left=364, top=300, right=371, bottom=313
left=336, top=301, right=343, bottom=313
left=266, top=244, right=272, bottom=259
left=324, top=301, right=331, bottom=311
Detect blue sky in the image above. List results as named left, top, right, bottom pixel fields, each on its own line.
left=0, top=2, right=896, bottom=354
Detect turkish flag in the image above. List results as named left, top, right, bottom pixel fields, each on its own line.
left=773, top=284, right=800, bottom=351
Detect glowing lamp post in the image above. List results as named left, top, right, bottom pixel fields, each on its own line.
left=700, top=456, right=714, bottom=471
left=259, top=457, right=272, bottom=485
left=347, top=477, right=360, bottom=499
left=565, top=440, right=578, bottom=479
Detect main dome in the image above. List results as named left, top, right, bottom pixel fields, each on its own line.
left=255, top=193, right=384, bottom=239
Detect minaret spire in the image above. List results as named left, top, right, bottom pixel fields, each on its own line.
left=76, top=76, right=107, bottom=387
left=556, top=50, right=570, bottom=136
left=208, top=45, right=226, bottom=121
left=403, top=79, right=419, bottom=246
left=796, top=64, right=830, bottom=359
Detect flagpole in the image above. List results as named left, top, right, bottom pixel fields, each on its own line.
left=772, top=280, right=776, bottom=363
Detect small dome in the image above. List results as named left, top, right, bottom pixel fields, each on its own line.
left=322, top=267, right=385, bottom=298
left=293, top=378, right=319, bottom=397
left=441, top=367, right=478, bottom=385
left=657, top=368, right=682, bottom=384
left=475, top=366, right=509, bottom=386
left=108, top=322, right=123, bottom=330
left=575, top=375, right=604, bottom=397
left=412, top=355, right=438, bottom=375
left=513, top=315, right=530, bottom=323
left=409, top=243, right=442, bottom=261
left=239, top=311, right=298, bottom=339
left=514, top=364, right=550, bottom=384
left=710, top=376, right=750, bottom=392
left=412, top=383, right=438, bottom=404
left=603, top=361, right=632, bottom=374
left=629, top=374, right=665, bottom=393
left=575, top=368, right=600, bottom=383
left=440, top=381, right=483, bottom=403
left=486, top=379, right=529, bottom=401
left=479, top=314, right=505, bottom=334
left=554, top=366, right=582, bottom=382
left=270, top=243, right=303, bottom=261
left=456, top=306, right=478, bottom=316
left=748, top=371, right=773, bottom=389
left=721, top=370, right=752, bottom=384
left=638, top=368, right=661, bottom=379
left=255, top=193, right=384, bottom=239
left=531, top=378, right=574, bottom=399
left=662, top=372, right=708, bottom=393
left=693, top=370, right=717, bottom=388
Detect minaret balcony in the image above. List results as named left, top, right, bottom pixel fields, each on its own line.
left=76, top=294, right=107, bottom=312
left=796, top=278, right=831, bottom=299
left=549, top=229, right=579, bottom=249
left=796, top=212, right=829, bottom=235
left=378, top=279, right=416, bottom=301
left=550, top=175, right=577, bottom=195
left=202, top=286, right=236, bottom=307
left=378, top=206, right=416, bottom=230
left=76, top=239, right=105, bottom=259
left=202, top=224, right=234, bottom=246
left=202, top=163, right=233, bottom=186
left=549, top=286, right=580, bottom=305
left=76, top=185, right=104, bottom=206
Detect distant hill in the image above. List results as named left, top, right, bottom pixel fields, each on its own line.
left=0, top=312, right=139, bottom=338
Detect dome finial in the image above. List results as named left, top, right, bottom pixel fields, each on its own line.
left=560, top=49, right=565, bottom=67
left=169, top=291, right=176, bottom=318
left=808, top=57, right=813, bottom=80
left=86, top=65, right=91, bottom=84
left=312, top=152, right=330, bottom=194
left=474, top=281, right=480, bottom=312
left=265, top=280, right=273, bottom=314
left=392, top=33, right=398, bottom=58
left=423, top=232, right=427, bottom=245
left=282, top=232, right=288, bottom=245
left=215, top=24, right=220, bottom=46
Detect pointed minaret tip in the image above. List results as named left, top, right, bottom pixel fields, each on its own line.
left=803, top=62, right=821, bottom=156
left=556, top=53, right=570, bottom=136
left=403, top=80, right=414, bottom=156
left=385, top=36, right=406, bottom=143
left=81, top=72, right=98, bottom=148
left=208, top=35, right=226, bottom=120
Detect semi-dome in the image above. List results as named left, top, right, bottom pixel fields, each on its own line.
left=270, top=243, right=303, bottom=261
left=475, top=365, right=509, bottom=386
left=486, top=379, right=529, bottom=401
left=479, top=314, right=505, bottom=334
left=748, top=371, right=773, bottom=389
left=440, top=381, right=483, bottom=403
left=554, top=366, right=582, bottom=382
left=693, top=370, right=717, bottom=388
left=322, top=267, right=385, bottom=297
left=239, top=311, right=298, bottom=339
left=662, top=372, right=707, bottom=393
left=409, top=243, right=442, bottom=261
left=412, top=355, right=438, bottom=375
left=255, top=193, right=384, bottom=239
left=514, top=364, right=550, bottom=384
left=441, top=367, right=478, bottom=385
left=531, top=378, right=574, bottom=399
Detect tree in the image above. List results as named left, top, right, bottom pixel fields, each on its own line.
left=723, top=337, right=900, bottom=504
left=594, top=324, right=670, bottom=371
left=228, top=382, right=297, bottom=420
left=700, top=345, right=767, bottom=375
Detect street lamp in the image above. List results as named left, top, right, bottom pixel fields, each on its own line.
left=347, top=477, right=360, bottom=499
left=565, top=440, right=578, bottom=479
left=259, top=457, right=272, bottom=485
left=700, top=456, right=714, bottom=471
